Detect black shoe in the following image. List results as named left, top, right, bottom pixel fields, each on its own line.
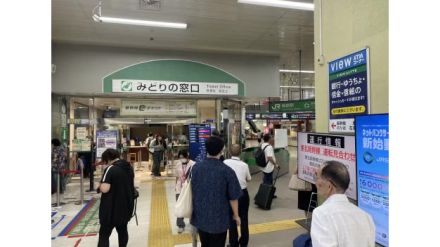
left=273, top=195, right=278, bottom=199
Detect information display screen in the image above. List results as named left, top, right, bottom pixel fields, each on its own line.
left=355, top=114, right=389, bottom=247
left=96, top=130, right=118, bottom=158
left=189, top=124, right=212, bottom=162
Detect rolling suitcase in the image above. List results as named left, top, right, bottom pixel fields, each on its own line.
left=254, top=167, right=280, bottom=210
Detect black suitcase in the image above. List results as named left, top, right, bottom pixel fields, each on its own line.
left=254, top=168, right=280, bottom=210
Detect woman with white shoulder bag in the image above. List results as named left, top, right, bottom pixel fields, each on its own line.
left=174, top=149, right=195, bottom=233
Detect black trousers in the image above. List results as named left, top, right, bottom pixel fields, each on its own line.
left=97, top=223, right=128, bottom=247
left=229, top=189, right=250, bottom=247
left=198, top=229, right=227, bottom=247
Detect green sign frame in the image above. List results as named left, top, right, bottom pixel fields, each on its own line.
left=269, top=99, right=315, bottom=113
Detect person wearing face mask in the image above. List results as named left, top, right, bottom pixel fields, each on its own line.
left=174, top=149, right=195, bottom=234
left=292, top=160, right=375, bottom=247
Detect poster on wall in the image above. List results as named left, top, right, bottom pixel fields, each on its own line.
left=96, top=130, right=118, bottom=159
left=297, top=132, right=357, bottom=200
left=329, top=48, right=370, bottom=133
left=188, top=124, right=211, bottom=162
left=355, top=114, right=389, bottom=247
left=274, top=129, right=288, bottom=148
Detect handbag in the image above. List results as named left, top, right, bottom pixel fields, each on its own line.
left=289, top=174, right=312, bottom=191
left=175, top=169, right=193, bottom=218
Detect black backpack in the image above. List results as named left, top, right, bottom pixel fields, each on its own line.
left=254, top=145, right=269, bottom=168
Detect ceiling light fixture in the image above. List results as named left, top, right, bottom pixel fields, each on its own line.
left=238, top=0, right=314, bottom=11
left=92, top=1, right=187, bottom=29
left=279, top=69, right=315, bottom=73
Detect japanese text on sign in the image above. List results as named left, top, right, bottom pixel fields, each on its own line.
left=112, top=79, right=238, bottom=95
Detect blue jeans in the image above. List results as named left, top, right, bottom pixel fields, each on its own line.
left=293, top=233, right=312, bottom=247
left=262, top=171, right=273, bottom=185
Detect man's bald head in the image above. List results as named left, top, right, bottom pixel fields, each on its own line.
left=230, top=144, right=241, bottom=157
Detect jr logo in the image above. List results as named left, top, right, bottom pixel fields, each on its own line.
left=121, top=81, right=133, bottom=91
left=272, top=104, right=281, bottom=110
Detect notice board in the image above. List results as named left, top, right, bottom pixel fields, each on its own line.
left=355, top=114, right=389, bottom=247
left=297, top=132, right=357, bottom=200
left=96, top=130, right=118, bottom=159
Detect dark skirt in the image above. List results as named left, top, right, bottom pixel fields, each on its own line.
left=297, top=184, right=317, bottom=211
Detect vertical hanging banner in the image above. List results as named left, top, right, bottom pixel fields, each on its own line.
left=328, top=48, right=370, bottom=133
left=188, top=124, right=212, bottom=162
left=297, top=132, right=357, bottom=200
left=96, top=130, right=118, bottom=159
left=355, top=114, right=389, bottom=247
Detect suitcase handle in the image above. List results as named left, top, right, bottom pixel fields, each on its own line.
left=273, top=166, right=281, bottom=186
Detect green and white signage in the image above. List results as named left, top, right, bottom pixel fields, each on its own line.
left=113, top=79, right=238, bottom=96
left=103, top=59, right=245, bottom=96
left=269, top=99, right=315, bottom=113
left=121, top=100, right=197, bottom=116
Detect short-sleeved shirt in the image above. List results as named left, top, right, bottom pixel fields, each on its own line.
left=190, top=158, right=242, bottom=233
left=224, top=157, right=251, bottom=189
left=52, top=146, right=66, bottom=170
left=260, top=143, right=276, bottom=173
left=99, top=159, right=135, bottom=226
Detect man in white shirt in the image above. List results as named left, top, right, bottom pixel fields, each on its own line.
left=260, top=134, right=279, bottom=187
left=224, top=144, right=251, bottom=247
left=308, top=160, right=375, bottom=247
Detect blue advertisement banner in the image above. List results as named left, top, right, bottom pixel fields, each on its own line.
left=355, top=114, right=389, bottom=247
left=329, top=48, right=369, bottom=120
left=189, top=124, right=211, bottom=162
left=329, top=49, right=367, bottom=74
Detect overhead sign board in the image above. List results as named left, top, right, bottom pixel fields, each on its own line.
left=112, top=79, right=238, bottom=96
left=329, top=48, right=370, bottom=133
left=269, top=99, right=315, bottom=113
left=121, top=100, right=196, bottom=116
left=355, top=114, right=389, bottom=247
left=298, top=132, right=357, bottom=200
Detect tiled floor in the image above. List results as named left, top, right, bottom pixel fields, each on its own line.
left=51, top=147, right=308, bottom=247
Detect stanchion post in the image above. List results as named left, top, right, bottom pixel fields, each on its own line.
left=56, top=168, right=61, bottom=207
left=80, top=163, right=84, bottom=205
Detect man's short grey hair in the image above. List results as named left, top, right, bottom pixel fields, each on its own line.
left=321, top=160, right=350, bottom=192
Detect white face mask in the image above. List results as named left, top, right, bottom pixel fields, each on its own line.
left=180, top=158, right=188, bottom=164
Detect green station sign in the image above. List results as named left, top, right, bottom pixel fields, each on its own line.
left=269, top=99, right=315, bottom=113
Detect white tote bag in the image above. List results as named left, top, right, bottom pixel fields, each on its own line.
left=174, top=177, right=193, bottom=218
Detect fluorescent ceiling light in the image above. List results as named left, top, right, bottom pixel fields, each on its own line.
left=238, top=0, right=314, bottom=11
left=280, top=69, right=315, bottom=73
left=94, top=15, right=187, bottom=29
left=280, top=85, right=315, bottom=89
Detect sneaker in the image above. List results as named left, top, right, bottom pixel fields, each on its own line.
left=178, top=227, right=184, bottom=234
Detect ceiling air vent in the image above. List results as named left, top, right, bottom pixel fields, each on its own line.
left=139, top=0, right=161, bottom=11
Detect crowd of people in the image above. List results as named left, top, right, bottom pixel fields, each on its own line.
left=52, top=130, right=375, bottom=247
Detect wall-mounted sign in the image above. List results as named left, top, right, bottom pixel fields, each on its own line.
left=96, top=130, right=118, bottom=159
left=269, top=99, right=315, bottom=113
left=112, top=79, right=238, bottom=96
left=355, top=114, right=389, bottom=247
left=329, top=48, right=370, bottom=133
left=71, top=139, right=91, bottom=152
left=121, top=100, right=196, bottom=116
left=75, top=127, right=88, bottom=140
left=298, top=132, right=357, bottom=200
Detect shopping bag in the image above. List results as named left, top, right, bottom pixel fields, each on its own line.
left=175, top=178, right=193, bottom=218
left=288, top=174, right=312, bottom=191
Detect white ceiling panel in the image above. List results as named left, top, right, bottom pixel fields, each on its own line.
left=52, top=0, right=315, bottom=70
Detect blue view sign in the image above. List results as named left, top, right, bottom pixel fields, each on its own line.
left=189, top=124, right=212, bottom=162
left=355, top=114, right=389, bottom=246
left=329, top=49, right=370, bottom=133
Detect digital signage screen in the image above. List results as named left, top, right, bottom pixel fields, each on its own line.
left=355, top=114, right=389, bottom=246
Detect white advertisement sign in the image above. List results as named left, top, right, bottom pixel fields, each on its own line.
left=75, top=127, right=88, bottom=140
left=274, top=129, right=288, bottom=148
left=298, top=132, right=357, bottom=200
left=96, top=130, right=118, bottom=159
left=112, top=79, right=238, bottom=96
left=120, top=100, right=197, bottom=116
left=329, top=118, right=355, bottom=133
